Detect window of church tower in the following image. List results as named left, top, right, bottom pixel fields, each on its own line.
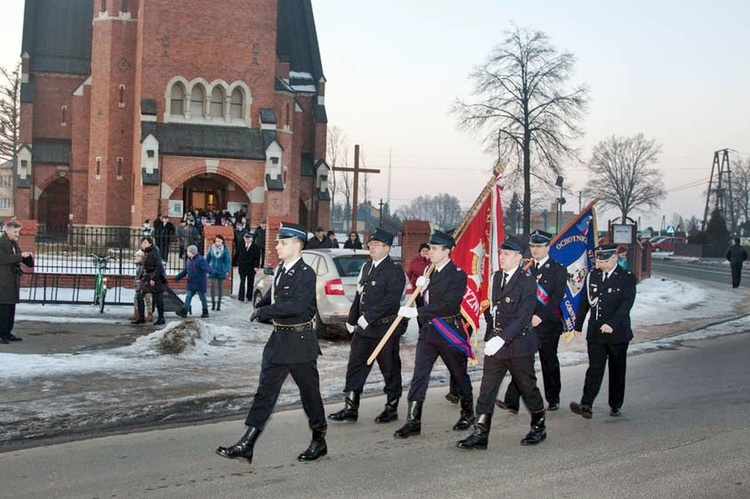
left=210, top=87, right=225, bottom=118
left=118, top=85, right=126, bottom=107
left=100, top=0, right=106, bottom=13
left=61, top=106, right=67, bottom=127
left=121, top=0, right=128, bottom=13
left=170, top=83, right=185, bottom=116
left=190, top=85, right=205, bottom=118
left=230, top=88, right=243, bottom=119
left=116, top=157, right=123, bottom=179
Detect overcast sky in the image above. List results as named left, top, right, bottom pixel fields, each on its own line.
left=2, top=0, right=748, bottom=230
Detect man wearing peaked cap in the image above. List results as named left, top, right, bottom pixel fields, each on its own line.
left=235, top=232, right=261, bottom=303
left=497, top=229, right=568, bottom=415
left=569, top=242, right=636, bottom=420
left=394, top=229, right=476, bottom=439
left=217, top=220, right=328, bottom=465
left=500, top=235, right=527, bottom=253
left=328, top=227, right=407, bottom=426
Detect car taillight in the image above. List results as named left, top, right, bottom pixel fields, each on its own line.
left=324, top=278, right=345, bottom=295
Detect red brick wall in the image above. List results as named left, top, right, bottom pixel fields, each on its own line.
left=70, top=79, right=91, bottom=224
left=31, top=74, right=85, bottom=139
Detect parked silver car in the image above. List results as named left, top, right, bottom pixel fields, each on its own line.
left=253, top=248, right=403, bottom=338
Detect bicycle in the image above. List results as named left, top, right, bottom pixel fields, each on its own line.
left=90, top=253, right=115, bottom=313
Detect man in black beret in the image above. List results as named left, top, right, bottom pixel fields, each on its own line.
left=496, top=229, right=568, bottom=413
left=569, top=243, right=637, bottom=419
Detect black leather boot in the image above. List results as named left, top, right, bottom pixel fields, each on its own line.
left=452, top=397, right=476, bottom=431
left=456, top=413, right=492, bottom=450
left=521, top=410, right=547, bottom=446
left=175, top=308, right=188, bottom=318
left=201, top=308, right=209, bottom=318
left=211, top=298, right=216, bottom=311
left=216, top=299, right=221, bottom=311
left=374, top=398, right=399, bottom=423
left=328, top=391, right=360, bottom=422
left=216, top=426, right=261, bottom=463
left=394, top=401, right=422, bottom=438
left=297, top=427, right=327, bottom=461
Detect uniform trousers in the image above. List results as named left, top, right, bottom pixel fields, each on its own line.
left=244, top=353, right=326, bottom=432
left=730, top=263, right=743, bottom=288
left=343, top=332, right=402, bottom=398
left=0, top=304, right=16, bottom=337
left=408, top=335, right=472, bottom=402
left=504, top=327, right=562, bottom=406
left=582, top=341, right=629, bottom=410
left=477, top=354, right=544, bottom=414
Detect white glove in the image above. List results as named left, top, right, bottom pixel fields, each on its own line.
left=484, top=336, right=505, bottom=356
left=346, top=323, right=355, bottom=334
left=357, top=315, right=369, bottom=330
left=398, top=306, right=418, bottom=319
left=416, top=276, right=430, bottom=289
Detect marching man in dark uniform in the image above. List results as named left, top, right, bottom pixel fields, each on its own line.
left=457, top=236, right=547, bottom=449
left=394, top=230, right=475, bottom=438
left=216, top=222, right=328, bottom=464
left=328, top=229, right=406, bottom=424
left=497, top=230, right=567, bottom=413
left=570, top=243, right=637, bottom=419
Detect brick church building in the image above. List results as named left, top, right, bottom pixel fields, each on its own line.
left=16, top=0, right=330, bottom=231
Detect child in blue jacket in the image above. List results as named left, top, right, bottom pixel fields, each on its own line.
left=174, top=245, right=221, bottom=318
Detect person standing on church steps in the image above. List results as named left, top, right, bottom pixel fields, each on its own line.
left=394, top=230, right=475, bottom=439
left=328, top=229, right=406, bottom=425
left=570, top=243, right=637, bottom=420
left=726, top=237, right=748, bottom=288
left=457, top=236, right=547, bottom=450
left=253, top=220, right=267, bottom=268
left=236, top=232, right=261, bottom=302
left=216, top=222, right=328, bottom=465
left=496, top=230, right=568, bottom=413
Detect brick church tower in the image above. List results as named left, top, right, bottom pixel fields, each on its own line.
left=17, top=0, right=331, bottom=231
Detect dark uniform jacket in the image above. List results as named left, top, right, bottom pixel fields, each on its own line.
left=417, top=260, right=467, bottom=340
left=531, top=257, right=567, bottom=335
left=236, top=241, right=261, bottom=275
left=0, top=233, right=34, bottom=304
left=575, top=265, right=636, bottom=344
left=726, top=244, right=748, bottom=265
left=348, top=256, right=405, bottom=339
left=256, top=258, right=320, bottom=364
left=486, top=269, right=538, bottom=358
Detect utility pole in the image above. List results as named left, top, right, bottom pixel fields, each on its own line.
left=578, top=191, right=582, bottom=213
left=332, top=144, right=380, bottom=232
left=702, top=149, right=734, bottom=232
left=378, top=198, right=384, bottom=226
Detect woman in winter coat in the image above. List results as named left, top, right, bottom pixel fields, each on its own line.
left=206, top=234, right=231, bottom=311
left=174, top=245, right=221, bottom=318
left=343, top=231, right=363, bottom=249
left=0, top=219, right=34, bottom=344
left=131, top=236, right=167, bottom=325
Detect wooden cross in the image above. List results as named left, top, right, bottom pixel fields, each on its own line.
left=331, top=144, right=380, bottom=232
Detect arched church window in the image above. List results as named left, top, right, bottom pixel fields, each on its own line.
left=210, top=87, right=225, bottom=118
left=170, top=83, right=185, bottom=116
left=190, top=85, right=205, bottom=117
left=230, top=88, right=243, bottom=119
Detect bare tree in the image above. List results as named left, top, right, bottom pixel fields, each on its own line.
left=327, top=125, right=354, bottom=226
left=396, top=193, right=464, bottom=230
left=0, top=64, right=21, bottom=162
left=452, top=25, right=589, bottom=238
left=730, top=157, right=750, bottom=227
left=583, top=134, right=666, bottom=221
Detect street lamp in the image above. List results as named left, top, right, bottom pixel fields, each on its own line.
left=555, top=175, right=565, bottom=231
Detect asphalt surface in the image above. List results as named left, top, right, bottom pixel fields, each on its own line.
left=1, top=330, right=748, bottom=498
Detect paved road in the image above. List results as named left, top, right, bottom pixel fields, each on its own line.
left=652, top=258, right=738, bottom=287
left=1, top=331, right=748, bottom=498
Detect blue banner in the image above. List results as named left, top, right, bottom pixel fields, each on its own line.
left=548, top=202, right=598, bottom=332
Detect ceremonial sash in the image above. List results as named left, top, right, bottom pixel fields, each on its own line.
left=430, top=317, right=476, bottom=362
left=536, top=283, right=563, bottom=318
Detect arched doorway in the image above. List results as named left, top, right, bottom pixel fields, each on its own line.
left=179, top=173, right=250, bottom=218
left=38, top=176, right=70, bottom=231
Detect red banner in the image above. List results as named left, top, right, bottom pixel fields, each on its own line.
left=454, top=175, right=504, bottom=333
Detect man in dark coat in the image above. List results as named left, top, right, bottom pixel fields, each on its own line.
left=570, top=244, right=637, bottom=419
left=497, top=230, right=567, bottom=413
left=307, top=226, right=333, bottom=249
left=236, top=232, right=261, bottom=302
left=457, top=236, right=547, bottom=450
left=156, top=215, right=175, bottom=263
left=253, top=220, right=267, bottom=267
left=725, top=237, right=748, bottom=288
left=394, top=230, right=475, bottom=439
left=328, top=229, right=406, bottom=424
left=217, top=222, right=328, bottom=465
left=0, top=220, right=34, bottom=344
left=131, top=236, right=167, bottom=326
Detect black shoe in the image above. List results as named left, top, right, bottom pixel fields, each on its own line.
left=394, top=401, right=422, bottom=438
left=297, top=429, right=327, bottom=461
left=7, top=334, right=22, bottom=342
left=153, top=317, right=165, bottom=325
left=521, top=410, right=547, bottom=446
left=495, top=400, right=519, bottom=414
left=175, top=308, right=188, bottom=318
left=445, top=392, right=460, bottom=405
left=610, top=407, right=622, bottom=417
left=201, top=309, right=209, bottom=318
left=328, top=391, right=360, bottom=422
left=216, top=426, right=261, bottom=463
left=548, top=402, right=560, bottom=411
left=216, top=303, right=221, bottom=311
left=238, top=298, right=245, bottom=302
left=131, top=319, right=146, bottom=325
left=374, top=398, right=399, bottom=423
left=211, top=302, right=216, bottom=311
left=0, top=337, right=9, bottom=344
left=453, top=397, right=476, bottom=431
left=570, top=402, right=593, bottom=419
left=456, top=414, right=492, bottom=450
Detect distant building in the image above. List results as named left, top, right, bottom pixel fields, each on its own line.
left=16, top=0, right=330, bottom=230
left=530, top=203, right=577, bottom=235
left=0, top=161, right=14, bottom=218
